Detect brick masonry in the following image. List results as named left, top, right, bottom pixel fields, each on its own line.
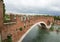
left=55, top=20, right=60, bottom=25
left=2, top=15, right=54, bottom=42
left=0, top=1, right=3, bottom=32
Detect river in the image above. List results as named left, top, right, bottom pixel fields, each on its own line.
left=22, top=25, right=60, bottom=42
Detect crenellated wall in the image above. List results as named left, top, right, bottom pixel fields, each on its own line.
left=2, top=15, right=54, bottom=42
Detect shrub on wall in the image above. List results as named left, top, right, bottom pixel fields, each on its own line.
left=19, top=27, right=23, bottom=31
left=7, top=34, right=12, bottom=42
left=4, top=14, right=11, bottom=23
left=3, top=1, right=6, bottom=23
left=3, top=3, right=5, bottom=18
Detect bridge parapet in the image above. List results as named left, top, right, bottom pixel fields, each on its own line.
left=28, top=16, right=54, bottom=29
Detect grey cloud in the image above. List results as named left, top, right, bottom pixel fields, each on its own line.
left=4, top=0, right=60, bottom=16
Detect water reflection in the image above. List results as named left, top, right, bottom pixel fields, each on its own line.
left=22, top=25, right=60, bottom=42
left=31, top=29, right=49, bottom=42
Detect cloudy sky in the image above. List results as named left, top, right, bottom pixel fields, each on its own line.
left=4, top=0, right=60, bottom=16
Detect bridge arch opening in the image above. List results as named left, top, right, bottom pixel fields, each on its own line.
left=40, top=23, right=46, bottom=26
left=37, top=21, right=52, bottom=29
left=39, top=23, right=46, bottom=29
left=19, top=21, right=52, bottom=42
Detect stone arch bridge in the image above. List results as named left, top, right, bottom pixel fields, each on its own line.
left=32, top=21, right=52, bottom=29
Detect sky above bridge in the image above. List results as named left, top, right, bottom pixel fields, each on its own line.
left=4, top=0, right=60, bottom=16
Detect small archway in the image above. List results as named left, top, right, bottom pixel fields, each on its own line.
left=36, top=21, right=52, bottom=29
left=40, top=23, right=46, bottom=29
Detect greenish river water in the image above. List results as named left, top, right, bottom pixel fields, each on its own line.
left=22, top=25, right=60, bottom=42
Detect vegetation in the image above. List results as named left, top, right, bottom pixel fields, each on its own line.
left=3, top=1, right=7, bottom=23
left=7, top=34, right=12, bottom=42
left=3, top=2, right=5, bottom=18
left=54, top=16, right=60, bottom=20
left=44, top=15, right=50, bottom=17
left=3, top=1, right=11, bottom=23
left=4, top=14, right=10, bottom=20
left=49, top=26, right=54, bottom=31
left=4, top=14, right=11, bottom=23
left=58, top=27, right=60, bottom=30
left=19, top=27, right=23, bottom=31
left=57, top=27, right=60, bottom=31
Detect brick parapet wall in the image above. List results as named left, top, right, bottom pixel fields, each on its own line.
left=2, top=15, right=54, bottom=42
left=2, top=15, right=29, bottom=42
left=55, top=20, right=60, bottom=25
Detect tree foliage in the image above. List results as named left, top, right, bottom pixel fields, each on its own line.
left=54, top=16, right=60, bottom=20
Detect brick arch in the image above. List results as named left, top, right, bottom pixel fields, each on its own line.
left=19, top=21, right=52, bottom=42
left=31, top=21, right=52, bottom=29
left=37, top=21, right=51, bottom=29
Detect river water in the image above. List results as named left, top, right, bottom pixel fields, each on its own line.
left=22, top=25, right=60, bottom=42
